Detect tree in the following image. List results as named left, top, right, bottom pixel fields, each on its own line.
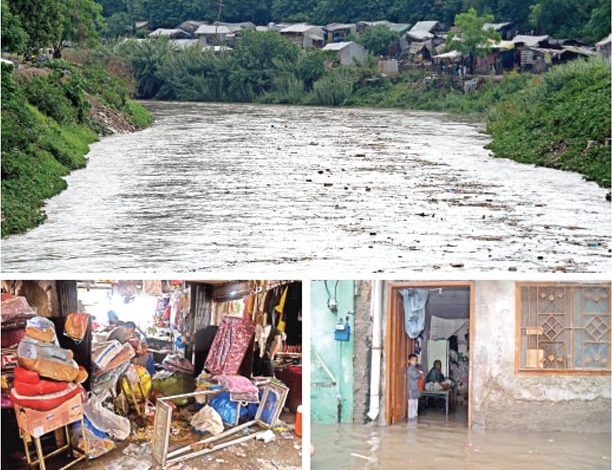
left=1, top=0, right=29, bottom=53
left=228, top=30, right=301, bottom=99
left=10, top=0, right=64, bottom=52
left=104, top=12, right=134, bottom=38
left=271, top=0, right=316, bottom=22
left=56, top=0, right=105, bottom=55
left=529, top=0, right=609, bottom=44
left=355, top=25, right=400, bottom=56
left=117, top=38, right=174, bottom=98
left=297, top=48, right=329, bottom=90
left=445, top=7, right=501, bottom=73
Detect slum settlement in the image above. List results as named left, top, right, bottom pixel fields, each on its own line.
left=131, top=18, right=602, bottom=77
left=1, top=280, right=302, bottom=469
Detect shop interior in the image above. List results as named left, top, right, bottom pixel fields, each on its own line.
left=386, top=285, right=470, bottom=425
left=1, top=280, right=302, bottom=470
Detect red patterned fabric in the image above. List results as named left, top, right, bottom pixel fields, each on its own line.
left=205, top=317, right=255, bottom=375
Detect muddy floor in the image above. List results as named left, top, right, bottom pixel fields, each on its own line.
left=4, top=410, right=301, bottom=470
left=312, top=413, right=611, bottom=470
left=2, top=102, right=610, bottom=272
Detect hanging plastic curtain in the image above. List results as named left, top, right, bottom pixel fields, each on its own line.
left=399, top=289, right=429, bottom=339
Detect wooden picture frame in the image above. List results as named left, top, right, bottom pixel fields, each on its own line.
left=255, top=381, right=289, bottom=428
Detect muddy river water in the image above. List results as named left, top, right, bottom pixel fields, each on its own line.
left=2, top=101, right=610, bottom=272
left=312, top=422, right=611, bottom=470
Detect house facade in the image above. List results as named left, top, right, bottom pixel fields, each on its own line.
left=311, top=280, right=611, bottom=432
left=322, top=41, right=367, bottom=65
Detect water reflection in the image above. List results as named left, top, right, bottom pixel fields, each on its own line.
left=312, top=421, right=611, bottom=469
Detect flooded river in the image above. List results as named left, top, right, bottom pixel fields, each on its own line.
left=312, top=422, right=611, bottom=470
left=2, top=102, right=610, bottom=272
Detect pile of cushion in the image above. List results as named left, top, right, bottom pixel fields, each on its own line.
left=10, top=316, right=87, bottom=411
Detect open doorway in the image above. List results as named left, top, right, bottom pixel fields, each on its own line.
left=385, top=282, right=473, bottom=427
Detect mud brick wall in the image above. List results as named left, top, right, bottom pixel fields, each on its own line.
left=471, top=281, right=612, bottom=432
left=353, top=281, right=373, bottom=423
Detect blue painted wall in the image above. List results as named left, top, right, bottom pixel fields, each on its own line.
left=311, top=280, right=355, bottom=423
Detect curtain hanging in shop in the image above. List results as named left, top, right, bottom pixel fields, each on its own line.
left=399, top=289, right=429, bottom=339
left=204, top=316, right=256, bottom=375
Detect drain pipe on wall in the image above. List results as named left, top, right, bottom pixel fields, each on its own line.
left=367, top=280, right=383, bottom=421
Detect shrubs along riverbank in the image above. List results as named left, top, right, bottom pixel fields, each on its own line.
left=1, top=57, right=153, bottom=237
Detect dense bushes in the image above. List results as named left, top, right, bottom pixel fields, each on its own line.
left=117, top=32, right=358, bottom=105
left=1, top=58, right=153, bottom=236
left=487, top=58, right=611, bottom=188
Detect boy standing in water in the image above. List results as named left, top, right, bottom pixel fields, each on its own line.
left=407, top=353, right=423, bottom=420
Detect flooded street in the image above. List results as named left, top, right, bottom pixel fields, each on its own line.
left=312, top=422, right=611, bottom=470
left=2, top=101, right=610, bottom=272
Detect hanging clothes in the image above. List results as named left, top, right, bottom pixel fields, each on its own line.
left=400, top=288, right=429, bottom=339
left=274, top=287, right=288, bottom=332
left=283, top=283, right=302, bottom=346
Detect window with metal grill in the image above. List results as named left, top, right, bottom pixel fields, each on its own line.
left=517, top=284, right=611, bottom=373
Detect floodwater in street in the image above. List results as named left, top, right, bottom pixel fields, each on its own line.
left=2, top=101, right=610, bottom=272
left=312, top=422, right=611, bottom=470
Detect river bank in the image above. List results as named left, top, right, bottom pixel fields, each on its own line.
left=1, top=58, right=153, bottom=237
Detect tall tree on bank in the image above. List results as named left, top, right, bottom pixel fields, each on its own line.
left=9, top=0, right=64, bottom=53
left=56, top=0, right=105, bottom=56
left=1, top=0, right=29, bottom=52
left=445, top=7, right=500, bottom=74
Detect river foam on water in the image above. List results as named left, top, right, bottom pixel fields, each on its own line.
left=312, top=422, right=611, bottom=470
left=2, top=101, right=610, bottom=272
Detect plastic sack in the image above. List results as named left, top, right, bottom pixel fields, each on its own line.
left=120, top=364, right=151, bottom=401
left=91, top=362, right=130, bottom=396
left=83, top=392, right=131, bottom=440
left=92, top=341, right=123, bottom=369
left=17, top=337, right=80, bottom=382
left=71, top=417, right=115, bottom=459
left=209, top=391, right=248, bottom=425
left=64, top=313, right=89, bottom=343
left=25, top=316, right=57, bottom=344
left=191, top=405, right=224, bottom=435
left=96, top=343, right=135, bottom=375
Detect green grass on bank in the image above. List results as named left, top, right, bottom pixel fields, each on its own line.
left=1, top=59, right=153, bottom=237
left=486, top=58, right=611, bottom=188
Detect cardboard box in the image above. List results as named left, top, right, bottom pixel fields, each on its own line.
left=15, top=393, right=83, bottom=438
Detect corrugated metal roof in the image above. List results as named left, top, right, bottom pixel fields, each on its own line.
left=325, top=23, right=356, bottom=31
left=150, top=28, right=184, bottom=36
left=483, top=22, right=511, bottom=31
left=195, top=25, right=231, bottom=35
left=323, top=41, right=355, bottom=51
left=512, top=35, right=549, bottom=47
left=280, top=23, right=320, bottom=34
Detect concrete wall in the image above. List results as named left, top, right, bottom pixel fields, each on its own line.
left=472, top=281, right=612, bottom=432
left=311, top=280, right=355, bottom=424
left=353, top=281, right=372, bottom=423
